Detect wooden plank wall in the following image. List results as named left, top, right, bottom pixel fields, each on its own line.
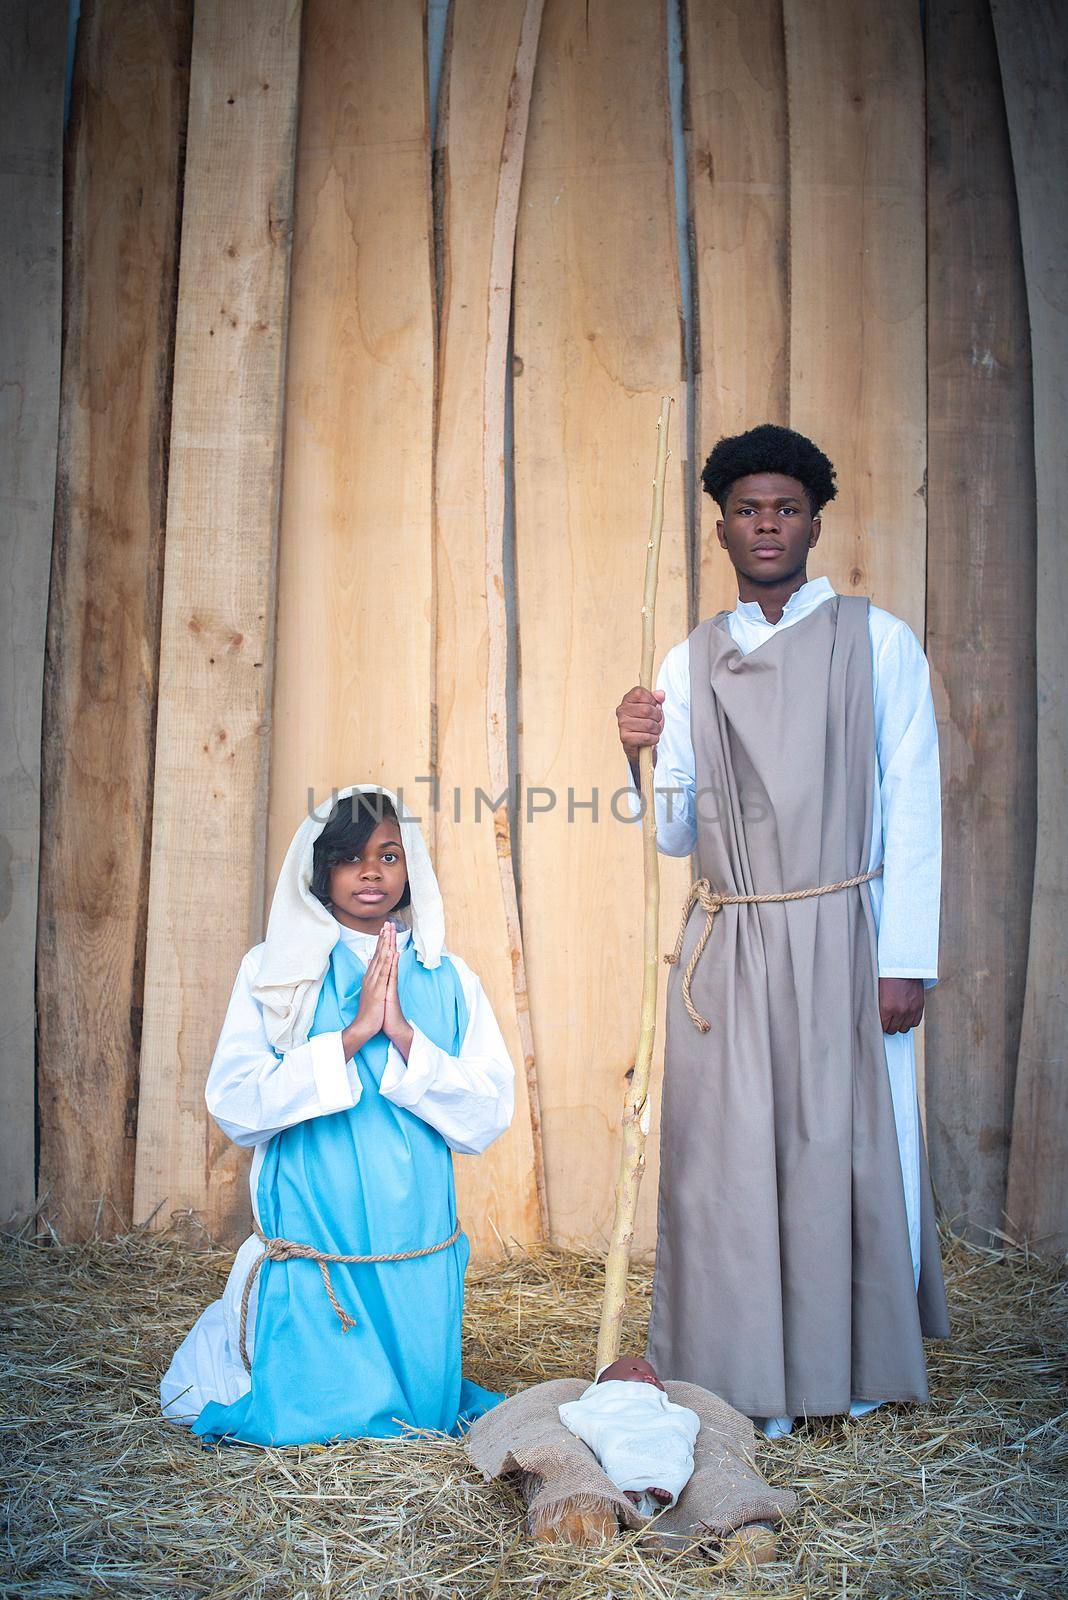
left=684, top=0, right=789, bottom=622
left=21, top=0, right=1066, bottom=1257
left=266, top=0, right=433, bottom=891
left=784, top=0, right=929, bottom=1112
left=784, top=0, right=927, bottom=636
left=37, top=0, right=192, bottom=1240
left=992, top=0, right=1068, bottom=1254
left=514, top=0, right=690, bottom=1252
left=0, top=1, right=67, bottom=1224
left=434, top=0, right=547, bottom=1250
left=925, top=0, right=1036, bottom=1238
left=132, top=0, right=302, bottom=1240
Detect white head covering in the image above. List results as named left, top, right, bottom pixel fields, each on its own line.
left=250, top=783, right=445, bottom=1050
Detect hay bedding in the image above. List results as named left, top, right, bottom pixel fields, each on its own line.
left=0, top=1227, right=1064, bottom=1600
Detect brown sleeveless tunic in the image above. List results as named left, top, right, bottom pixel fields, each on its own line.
left=646, top=595, right=948, bottom=1417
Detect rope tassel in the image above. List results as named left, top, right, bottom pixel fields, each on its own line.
left=665, top=867, right=884, bottom=1032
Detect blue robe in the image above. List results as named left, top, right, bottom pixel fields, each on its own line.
left=193, top=937, right=502, bottom=1445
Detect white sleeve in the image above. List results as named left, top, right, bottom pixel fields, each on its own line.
left=204, top=948, right=357, bottom=1147
left=872, top=620, right=942, bottom=985
left=378, top=954, right=515, bottom=1155
left=619, top=640, right=697, bottom=857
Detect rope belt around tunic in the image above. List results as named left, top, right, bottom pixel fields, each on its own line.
left=238, top=1218, right=463, bottom=1373
left=665, top=866, right=884, bottom=1032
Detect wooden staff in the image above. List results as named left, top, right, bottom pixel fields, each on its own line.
left=596, top=395, right=672, bottom=1374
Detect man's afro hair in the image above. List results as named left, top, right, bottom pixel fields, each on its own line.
left=701, top=423, right=838, bottom=516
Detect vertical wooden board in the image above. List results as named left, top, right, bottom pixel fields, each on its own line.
left=992, top=0, right=1068, bottom=1254
left=265, top=0, right=434, bottom=886
left=132, top=0, right=301, bottom=1241
left=783, top=0, right=926, bottom=635
left=0, top=1, right=66, bottom=1223
left=435, top=0, right=546, bottom=1255
left=514, top=0, right=690, bottom=1252
left=684, top=0, right=789, bottom=620
left=924, top=0, right=1035, bottom=1238
left=37, top=0, right=192, bottom=1241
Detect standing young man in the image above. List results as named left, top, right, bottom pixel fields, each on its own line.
left=616, top=424, right=949, bottom=1436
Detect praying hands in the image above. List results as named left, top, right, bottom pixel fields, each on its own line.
left=343, top=922, right=414, bottom=1062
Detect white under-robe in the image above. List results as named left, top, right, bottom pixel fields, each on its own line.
left=160, top=920, right=515, bottom=1424
left=622, top=576, right=941, bottom=1434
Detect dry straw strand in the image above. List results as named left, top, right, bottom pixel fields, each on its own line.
left=0, top=1224, right=1064, bottom=1598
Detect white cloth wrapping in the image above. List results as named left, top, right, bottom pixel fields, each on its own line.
left=251, top=783, right=446, bottom=1051
left=160, top=793, right=515, bottom=1425
left=557, top=1380, right=702, bottom=1508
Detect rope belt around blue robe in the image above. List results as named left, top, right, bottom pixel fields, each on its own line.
left=238, top=1217, right=464, bottom=1373
left=665, top=866, right=884, bottom=1032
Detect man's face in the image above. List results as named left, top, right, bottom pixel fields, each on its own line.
left=716, top=472, right=821, bottom=587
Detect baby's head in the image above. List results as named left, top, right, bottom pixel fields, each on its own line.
left=597, top=1356, right=665, bottom=1390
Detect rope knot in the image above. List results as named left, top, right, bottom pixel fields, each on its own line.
left=263, top=1235, right=300, bottom=1262
left=664, top=866, right=883, bottom=1032
left=693, top=880, right=726, bottom=917
left=237, top=1217, right=464, bottom=1373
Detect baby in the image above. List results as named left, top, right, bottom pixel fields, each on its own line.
left=557, top=1356, right=701, bottom=1517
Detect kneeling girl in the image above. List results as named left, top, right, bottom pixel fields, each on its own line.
left=161, top=784, right=512, bottom=1445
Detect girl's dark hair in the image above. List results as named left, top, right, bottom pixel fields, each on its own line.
left=310, top=792, right=411, bottom=911
left=700, top=423, right=838, bottom=517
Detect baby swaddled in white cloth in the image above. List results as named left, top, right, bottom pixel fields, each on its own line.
left=557, top=1357, right=701, bottom=1517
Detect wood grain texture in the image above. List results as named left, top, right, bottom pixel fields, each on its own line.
left=132, top=0, right=301, bottom=1241
left=924, top=0, right=1036, bottom=1238
left=266, top=0, right=433, bottom=892
left=37, top=0, right=192, bottom=1241
left=992, top=0, right=1068, bottom=1254
left=514, top=0, right=690, bottom=1252
left=434, top=0, right=547, bottom=1255
left=782, top=0, right=926, bottom=635
left=0, top=0, right=67, bottom=1223
left=683, top=0, right=788, bottom=620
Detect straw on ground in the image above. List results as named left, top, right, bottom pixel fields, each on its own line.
left=0, top=1226, right=1064, bottom=1598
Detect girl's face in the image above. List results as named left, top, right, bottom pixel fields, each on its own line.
left=328, top=819, right=408, bottom=934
